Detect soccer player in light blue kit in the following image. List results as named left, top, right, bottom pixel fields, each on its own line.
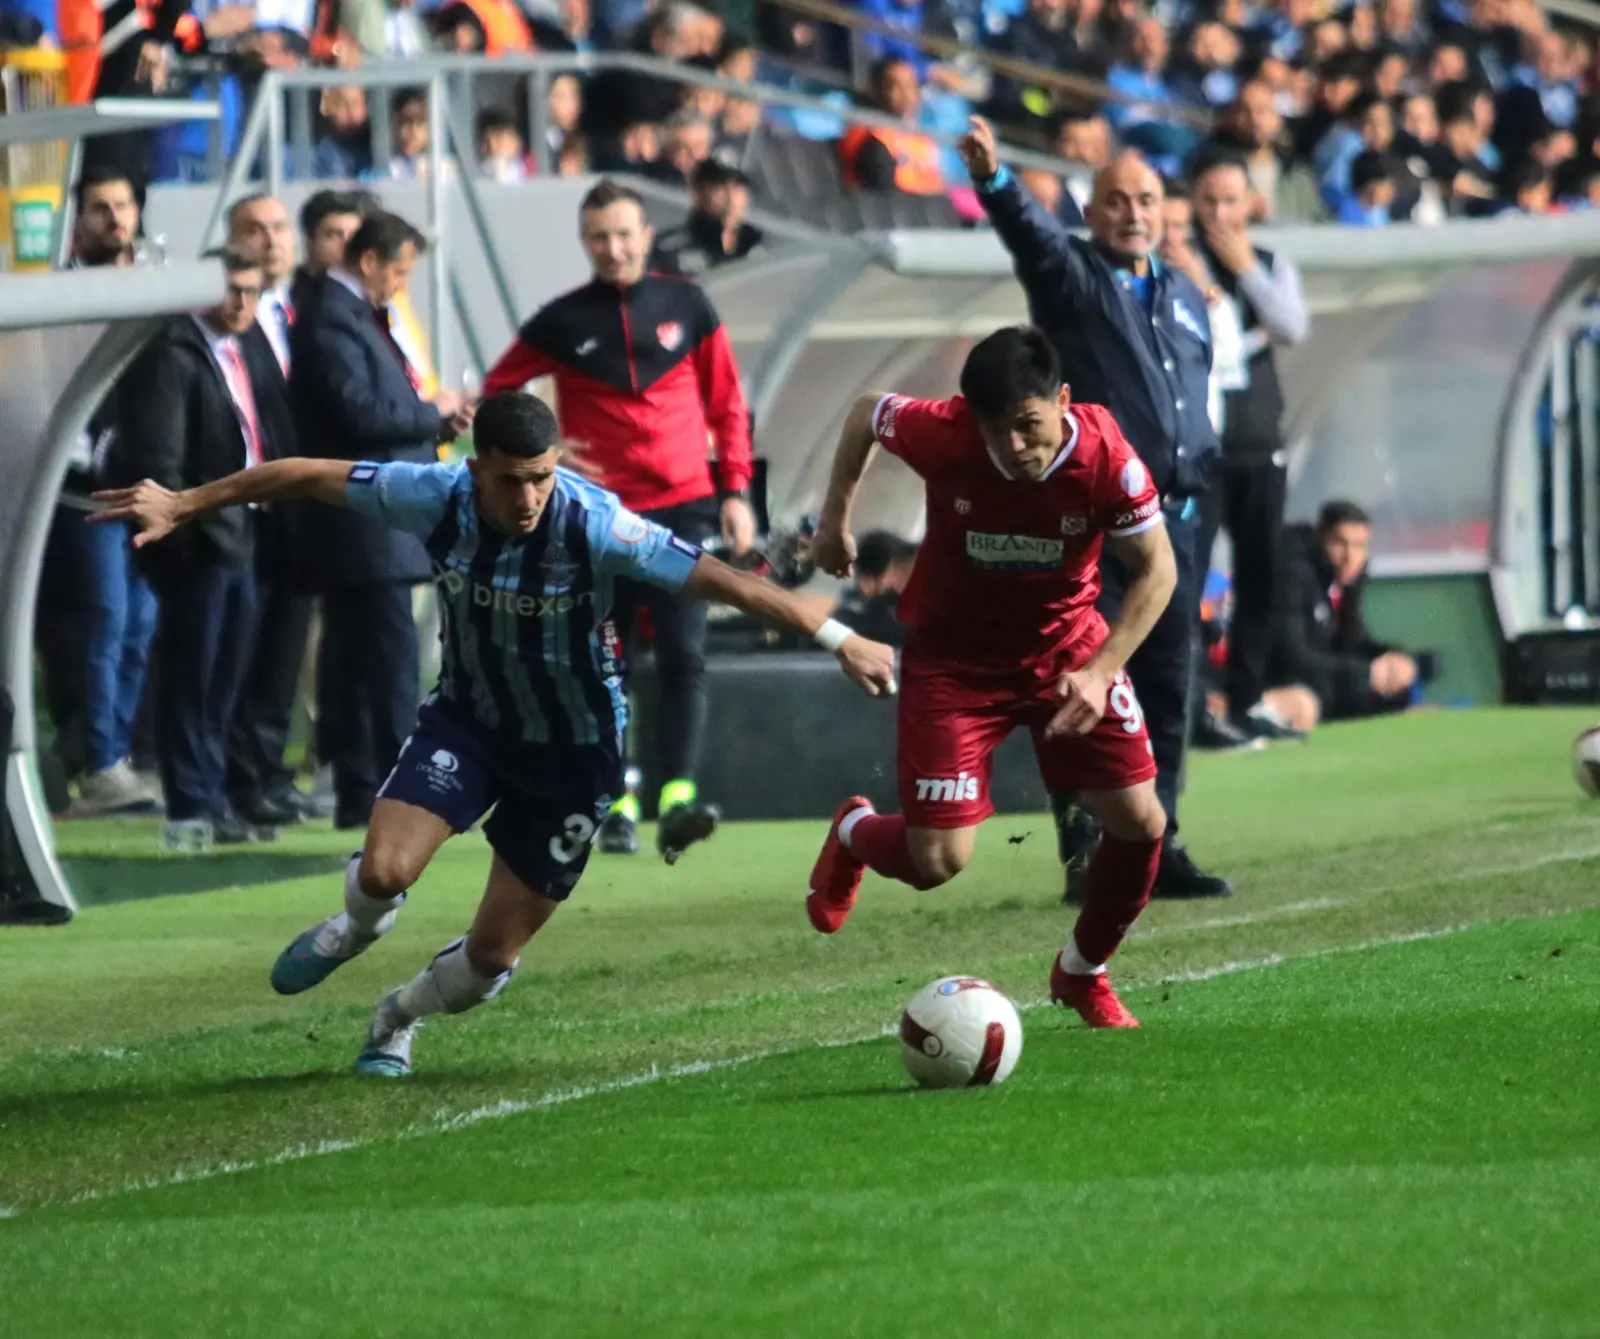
left=94, top=392, right=897, bottom=1076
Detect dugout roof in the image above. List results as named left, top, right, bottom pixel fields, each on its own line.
left=707, top=213, right=1600, bottom=576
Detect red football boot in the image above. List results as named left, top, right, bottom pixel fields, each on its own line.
left=1050, top=957, right=1141, bottom=1028
left=806, top=797, right=872, bottom=934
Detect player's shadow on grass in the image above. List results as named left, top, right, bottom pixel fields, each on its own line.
left=61, top=853, right=351, bottom=906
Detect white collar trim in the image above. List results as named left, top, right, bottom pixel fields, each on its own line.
left=987, top=408, right=1080, bottom=482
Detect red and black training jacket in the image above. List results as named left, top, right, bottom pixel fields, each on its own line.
left=483, top=274, right=752, bottom=515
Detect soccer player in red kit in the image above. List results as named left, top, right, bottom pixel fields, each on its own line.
left=808, top=326, right=1178, bottom=1028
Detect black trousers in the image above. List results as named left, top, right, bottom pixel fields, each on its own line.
left=609, top=496, right=720, bottom=788
left=34, top=504, right=95, bottom=784
left=1196, top=457, right=1288, bottom=717
left=227, top=576, right=314, bottom=806
left=150, top=560, right=260, bottom=821
left=1094, top=499, right=1202, bottom=834
left=318, top=583, right=420, bottom=813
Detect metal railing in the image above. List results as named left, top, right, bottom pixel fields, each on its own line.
left=196, top=51, right=1086, bottom=385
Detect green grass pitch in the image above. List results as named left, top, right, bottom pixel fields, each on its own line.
left=2, top=707, right=1599, bottom=1337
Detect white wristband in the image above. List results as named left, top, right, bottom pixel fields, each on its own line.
left=814, top=618, right=852, bottom=653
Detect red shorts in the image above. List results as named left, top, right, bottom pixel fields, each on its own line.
left=897, top=657, right=1157, bottom=830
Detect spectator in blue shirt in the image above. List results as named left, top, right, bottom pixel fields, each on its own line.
left=1336, top=150, right=1396, bottom=225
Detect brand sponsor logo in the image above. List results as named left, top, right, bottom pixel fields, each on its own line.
left=876, top=395, right=907, bottom=440
left=576, top=337, right=600, bottom=357
left=433, top=563, right=594, bottom=617
left=1120, top=459, right=1148, bottom=498
left=349, top=464, right=378, bottom=485
left=656, top=321, right=684, bottom=351
left=422, top=747, right=463, bottom=795
left=936, top=975, right=994, bottom=995
left=954, top=498, right=971, bottom=514
left=1061, top=513, right=1088, bottom=536
left=964, top=531, right=1064, bottom=571
left=430, top=749, right=458, bottom=774
left=915, top=773, right=980, bottom=803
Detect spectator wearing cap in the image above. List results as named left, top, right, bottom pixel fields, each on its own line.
left=650, top=161, right=764, bottom=276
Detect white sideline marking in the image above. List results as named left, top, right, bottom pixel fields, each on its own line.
left=12, top=909, right=1577, bottom=1217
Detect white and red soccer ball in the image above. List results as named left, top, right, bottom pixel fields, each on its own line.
left=898, top=975, right=1023, bottom=1089
left=1572, top=726, right=1600, bottom=797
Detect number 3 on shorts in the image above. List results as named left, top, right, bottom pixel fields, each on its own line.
left=549, top=813, right=597, bottom=863
left=1108, top=674, right=1144, bottom=735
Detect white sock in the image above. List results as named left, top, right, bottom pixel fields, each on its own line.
left=341, top=855, right=405, bottom=937
left=837, top=805, right=874, bottom=853
left=1058, top=937, right=1106, bottom=977
left=396, top=938, right=516, bottom=1019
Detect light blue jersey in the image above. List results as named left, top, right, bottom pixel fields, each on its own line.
left=345, top=461, right=702, bottom=745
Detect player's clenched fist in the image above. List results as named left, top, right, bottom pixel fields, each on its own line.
left=1045, top=667, right=1111, bottom=739
left=811, top=516, right=857, bottom=578
left=836, top=635, right=899, bottom=698
left=958, top=116, right=1000, bottom=184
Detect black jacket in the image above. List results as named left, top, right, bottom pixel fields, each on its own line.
left=289, top=272, right=447, bottom=589
left=977, top=168, right=1219, bottom=498
left=113, top=315, right=291, bottom=574
left=650, top=212, right=763, bottom=278
left=1271, top=524, right=1390, bottom=707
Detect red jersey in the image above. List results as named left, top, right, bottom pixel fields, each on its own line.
left=873, top=393, right=1162, bottom=673
left=483, top=276, right=752, bottom=514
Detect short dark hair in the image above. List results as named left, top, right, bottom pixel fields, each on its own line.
left=476, top=107, right=519, bottom=139
left=1317, top=499, right=1371, bottom=532
left=394, top=86, right=428, bottom=114
left=580, top=177, right=646, bottom=216
left=471, top=391, right=560, bottom=459
left=344, top=210, right=427, bottom=266
left=300, top=188, right=368, bottom=240
left=1192, top=148, right=1251, bottom=183
left=75, top=164, right=135, bottom=213
left=959, top=326, right=1061, bottom=421
left=1162, top=175, right=1190, bottom=202
left=1349, top=149, right=1393, bottom=193
left=871, top=56, right=915, bottom=89
left=855, top=530, right=918, bottom=578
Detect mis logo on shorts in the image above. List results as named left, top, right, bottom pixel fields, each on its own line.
left=915, top=773, right=979, bottom=803
left=965, top=531, right=1065, bottom=572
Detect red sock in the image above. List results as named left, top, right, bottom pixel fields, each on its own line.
left=844, top=812, right=940, bottom=891
left=1071, top=834, right=1160, bottom=965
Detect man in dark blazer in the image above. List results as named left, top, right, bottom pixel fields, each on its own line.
left=114, top=249, right=289, bottom=846
left=291, top=210, right=469, bottom=829
left=224, top=191, right=316, bottom=828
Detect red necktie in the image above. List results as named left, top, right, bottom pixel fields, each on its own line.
left=222, top=342, right=264, bottom=468
left=375, top=306, right=421, bottom=392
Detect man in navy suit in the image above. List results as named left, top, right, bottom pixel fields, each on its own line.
left=291, top=210, right=470, bottom=829
left=114, top=248, right=293, bottom=847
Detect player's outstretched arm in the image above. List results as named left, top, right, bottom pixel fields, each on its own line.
left=1047, top=523, right=1178, bottom=738
left=811, top=393, right=885, bottom=578
left=682, top=554, right=898, bottom=698
left=89, top=459, right=355, bottom=548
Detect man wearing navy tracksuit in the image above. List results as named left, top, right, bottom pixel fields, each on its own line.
left=959, top=116, right=1231, bottom=900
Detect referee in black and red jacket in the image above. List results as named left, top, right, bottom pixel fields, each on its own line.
left=484, top=178, right=754, bottom=864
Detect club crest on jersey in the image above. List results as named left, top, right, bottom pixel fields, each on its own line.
left=954, top=498, right=972, bottom=515
left=1061, top=513, right=1088, bottom=536
left=656, top=321, right=684, bottom=351
left=1121, top=459, right=1148, bottom=498
left=540, top=542, right=578, bottom=591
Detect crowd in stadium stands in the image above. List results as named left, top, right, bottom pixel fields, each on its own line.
left=1, top=0, right=1597, bottom=222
